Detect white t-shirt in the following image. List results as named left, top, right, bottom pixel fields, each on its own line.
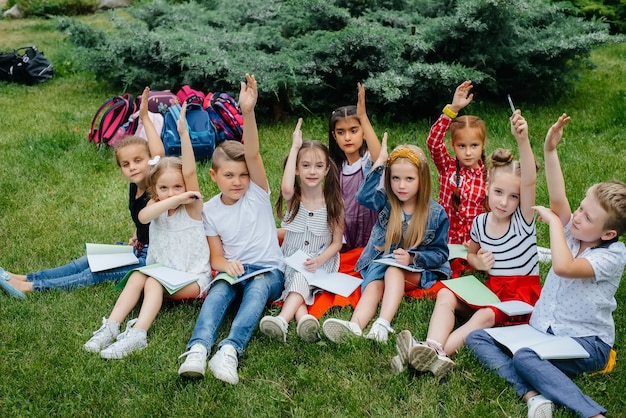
left=530, top=218, right=626, bottom=346
left=203, top=181, right=284, bottom=270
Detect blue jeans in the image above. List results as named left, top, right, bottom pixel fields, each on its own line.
left=27, top=247, right=148, bottom=292
left=187, top=265, right=284, bottom=356
left=466, top=329, right=610, bottom=417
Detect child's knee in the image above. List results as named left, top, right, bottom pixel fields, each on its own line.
left=435, top=288, right=457, bottom=306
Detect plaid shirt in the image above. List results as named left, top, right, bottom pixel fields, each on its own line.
left=427, top=114, right=486, bottom=244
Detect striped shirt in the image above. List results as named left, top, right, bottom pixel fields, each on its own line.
left=470, top=207, right=539, bottom=276
left=427, top=114, right=486, bottom=244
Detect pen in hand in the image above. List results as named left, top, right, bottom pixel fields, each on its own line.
left=507, top=94, right=516, bottom=114
left=313, top=244, right=326, bottom=257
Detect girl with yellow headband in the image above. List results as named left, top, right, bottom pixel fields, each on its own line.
left=394, top=110, right=540, bottom=380
left=323, top=134, right=451, bottom=344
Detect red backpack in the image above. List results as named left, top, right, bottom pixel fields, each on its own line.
left=203, top=92, right=244, bottom=143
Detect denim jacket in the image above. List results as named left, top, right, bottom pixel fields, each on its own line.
left=355, top=164, right=451, bottom=288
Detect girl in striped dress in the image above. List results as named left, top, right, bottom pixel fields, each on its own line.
left=393, top=110, right=539, bottom=379
left=260, top=119, right=344, bottom=342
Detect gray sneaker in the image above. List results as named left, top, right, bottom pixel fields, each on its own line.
left=259, top=316, right=288, bottom=342
left=100, top=319, right=147, bottom=360
left=322, top=319, right=362, bottom=343
left=391, top=330, right=416, bottom=374
left=208, top=344, right=239, bottom=385
left=83, top=317, right=120, bottom=353
left=178, top=343, right=208, bottom=378
left=296, top=314, right=320, bottom=342
left=409, top=341, right=455, bottom=379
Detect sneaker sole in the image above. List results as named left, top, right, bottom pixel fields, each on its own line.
left=528, top=397, right=554, bottom=418
left=296, top=317, right=320, bottom=342
left=83, top=342, right=108, bottom=353
left=409, top=344, right=438, bottom=372
left=390, top=330, right=414, bottom=374
left=390, top=355, right=405, bottom=375
left=395, top=330, right=414, bottom=365
left=323, top=321, right=357, bottom=344
left=100, top=343, right=146, bottom=360
left=431, top=355, right=455, bottom=379
left=178, top=364, right=206, bottom=378
left=259, top=318, right=286, bottom=342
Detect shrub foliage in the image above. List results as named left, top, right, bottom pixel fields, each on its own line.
left=59, top=0, right=619, bottom=117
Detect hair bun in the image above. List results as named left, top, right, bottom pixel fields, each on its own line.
left=490, top=148, right=513, bottom=167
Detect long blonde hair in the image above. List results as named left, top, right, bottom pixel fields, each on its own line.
left=378, top=144, right=432, bottom=254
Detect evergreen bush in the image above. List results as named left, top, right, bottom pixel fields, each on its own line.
left=567, top=0, right=626, bottom=34
left=59, top=0, right=620, bottom=118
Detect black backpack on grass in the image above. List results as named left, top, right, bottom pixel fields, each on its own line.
left=0, top=46, right=53, bottom=85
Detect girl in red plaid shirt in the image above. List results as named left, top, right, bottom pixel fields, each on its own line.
left=427, top=81, right=487, bottom=246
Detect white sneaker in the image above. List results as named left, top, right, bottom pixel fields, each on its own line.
left=208, top=344, right=239, bottom=385
left=527, top=394, right=553, bottom=418
left=296, top=314, right=320, bottom=342
left=100, top=319, right=147, bottom=360
left=259, top=316, right=288, bottom=342
left=391, top=330, right=417, bottom=374
left=83, top=317, right=120, bottom=353
left=322, top=318, right=362, bottom=343
left=178, top=343, right=208, bottom=378
left=365, top=319, right=394, bottom=343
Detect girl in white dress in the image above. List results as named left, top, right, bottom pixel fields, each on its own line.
left=83, top=102, right=211, bottom=359
left=260, top=119, right=344, bottom=342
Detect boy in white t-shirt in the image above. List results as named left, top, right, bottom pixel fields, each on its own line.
left=467, top=114, right=626, bottom=418
left=177, top=74, right=285, bottom=385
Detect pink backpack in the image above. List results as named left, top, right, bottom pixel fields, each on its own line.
left=176, top=85, right=205, bottom=106
left=88, top=94, right=137, bottom=148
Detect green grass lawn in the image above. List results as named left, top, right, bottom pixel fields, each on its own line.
left=1, top=14, right=625, bottom=418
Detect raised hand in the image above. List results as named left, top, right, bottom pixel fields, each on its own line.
left=510, top=110, right=528, bottom=142
left=450, top=80, right=474, bottom=112
left=139, top=86, right=150, bottom=120
left=544, top=113, right=571, bottom=153
left=356, top=82, right=367, bottom=119
left=176, top=101, right=188, bottom=136
left=238, top=73, right=258, bottom=114
left=292, top=117, right=303, bottom=150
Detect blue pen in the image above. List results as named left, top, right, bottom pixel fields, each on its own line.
left=313, top=244, right=326, bottom=257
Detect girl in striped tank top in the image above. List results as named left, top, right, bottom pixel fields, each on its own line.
left=260, top=119, right=344, bottom=342
left=394, top=110, right=539, bottom=379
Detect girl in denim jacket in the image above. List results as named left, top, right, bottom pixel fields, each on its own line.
left=323, top=134, right=451, bottom=344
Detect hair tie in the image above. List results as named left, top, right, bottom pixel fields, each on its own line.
left=148, top=155, right=161, bottom=166
left=388, top=148, right=422, bottom=168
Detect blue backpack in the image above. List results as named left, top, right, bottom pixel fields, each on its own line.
left=161, top=102, right=216, bottom=161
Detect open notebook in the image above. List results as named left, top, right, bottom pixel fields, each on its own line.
left=442, top=275, right=534, bottom=316
left=284, top=250, right=362, bottom=297
left=485, top=324, right=590, bottom=360
left=86, top=243, right=139, bottom=272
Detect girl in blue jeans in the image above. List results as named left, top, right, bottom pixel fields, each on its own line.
left=177, top=74, right=284, bottom=385
left=0, top=88, right=163, bottom=298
